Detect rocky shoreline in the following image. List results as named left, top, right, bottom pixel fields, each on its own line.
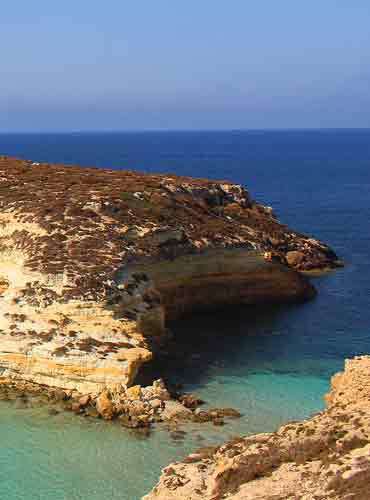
left=145, top=356, right=370, bottom=500
left=0, top=156, right=340, bottom=428
left=0, top=375, right=241, bottom=430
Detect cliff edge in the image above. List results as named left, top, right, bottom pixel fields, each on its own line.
left=145, top=356, right=370, bottom=500
left=0, top=156, right=338, bottom=399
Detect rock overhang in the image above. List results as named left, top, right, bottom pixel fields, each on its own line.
left=0, top=156, right=340, bottom=395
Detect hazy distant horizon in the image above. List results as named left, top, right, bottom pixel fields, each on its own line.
left=1, top=127, right=370, bottom=135
left=2, top=1, right=370, bottom=131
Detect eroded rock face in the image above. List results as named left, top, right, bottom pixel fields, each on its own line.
left=144, top=356, right=370, bottom=500
left=0, top=156, right=339, bottom=398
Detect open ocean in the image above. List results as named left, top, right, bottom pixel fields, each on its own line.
left=0, top=130, right=369, bottom=499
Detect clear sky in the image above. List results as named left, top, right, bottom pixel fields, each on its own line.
left=2, top=1, right=370, bottom=131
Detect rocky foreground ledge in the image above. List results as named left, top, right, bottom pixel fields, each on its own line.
left=145, top=356, right=370, bottom=500
left=0, top=156, right=339, bottom=424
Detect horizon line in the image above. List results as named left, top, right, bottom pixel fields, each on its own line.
left=0, top=127, right=370, bottom=135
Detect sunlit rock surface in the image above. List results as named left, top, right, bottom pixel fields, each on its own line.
left=0, top=156, right=338, bottom=396
left=145, top=356, right=370, bottom=500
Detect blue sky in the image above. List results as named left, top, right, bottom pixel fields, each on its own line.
left=1, top=1, right=370, bottom=131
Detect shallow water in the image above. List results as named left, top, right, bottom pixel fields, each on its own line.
left=0, top=130, right=369, bottom=499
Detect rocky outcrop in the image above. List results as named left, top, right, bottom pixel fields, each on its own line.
left=144, top=356, right=370, bottom=500
left=0, top=156, right=339, bottom=401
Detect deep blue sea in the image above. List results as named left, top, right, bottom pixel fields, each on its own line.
left=0, top=130, right=369, bottom=499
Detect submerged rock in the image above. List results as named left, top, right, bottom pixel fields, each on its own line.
left=178, top=393, right=204, bottom=409
left=193, top=407, right=241, bottom=424
left=161, top=401, right=192, bottom=422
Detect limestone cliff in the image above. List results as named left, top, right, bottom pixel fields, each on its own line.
left=145, top=356, right=370, bottom=500
left=0, top=156, right=339, bottom=396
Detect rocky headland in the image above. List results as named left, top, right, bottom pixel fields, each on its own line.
left=0, top=156, right=340, bottom=427
left=145, top=356, right=370, bottom=500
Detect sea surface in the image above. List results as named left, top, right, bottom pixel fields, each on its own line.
left=0, top=130, right=369, bottom=499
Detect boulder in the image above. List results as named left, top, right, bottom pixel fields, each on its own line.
left=71, top=401, right=83, bottom=413
left=78, top=394, right=91, bottom=407
left=142, top=379, right=171, bottom=402
left=212, top=407, right=241, bottom=418
left=178, top=393, right=204, bottom=409
left=127, top=400, right=147, bottom=417
left=125, top=385, right=142, bottom=400
left=96, top=391, right=116, bottom=420
left=286, top=250, right=305, bottom=267
left=161, top=401, right=192, bottom=422
left=52, top=389, right=68, bottom=402
left=149, top=398, right=163, bottom=410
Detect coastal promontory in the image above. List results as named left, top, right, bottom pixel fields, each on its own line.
left=0, top=156, right=339, bottom=417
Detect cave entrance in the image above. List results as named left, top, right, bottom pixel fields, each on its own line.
left=135, top=302, right=291, bottom=392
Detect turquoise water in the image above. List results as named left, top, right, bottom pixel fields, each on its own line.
left=0, top=404, right=196, bottom=500
left=0, top=372, right=329, bottom=500
left=0, top=130, right=369, bottom=499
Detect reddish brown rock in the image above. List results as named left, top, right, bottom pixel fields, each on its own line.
left=178, top=393, right=204, bottom=409
left=0, top=156, right=339, bottom=410
left=286, top=250, right=305, bottom=266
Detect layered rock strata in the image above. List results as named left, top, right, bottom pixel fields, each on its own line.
left=0, top=156, right=339, bottom=400
left=145, top=356, right=370, bottom=500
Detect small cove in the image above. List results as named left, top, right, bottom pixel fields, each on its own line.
left=0, top=283, right=348, bottom=500
left=0, top=129, right=369, bottom=499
